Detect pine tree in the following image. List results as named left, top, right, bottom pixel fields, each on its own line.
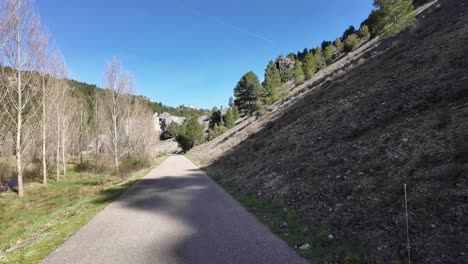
left=262, top=61, right=283, bottom=106
left=233, top=107, right=240, bottom=121
left=344, top=34, right=360, bottom=52
left=359, top=24, right=370, bottom=39
left=372, top=0, right=415, bottom=36
left=207, top=124, right=228, bottom=141
left=302, top=53, right=317, bottom=80
left=209, top=109, right=222, bottom=129
left=223, top=108, right=236, bottom=129
left=313, top=47, right=326, bottom=69
left=321, top=40, right=333, bottom=51
left=294, top=59, right=305, bottom=85
left=281, top=68, right=294, bottom=83
left=233, top=71, right=262, bottom=116
left=323, top=45, right=334, bottom=64
left=176, top=117, right=205, bottom=152
left=334, top=37, right=343, bottom=52
left=342, top=25, right=356, bottom=40
left=286, top=52, right=296, bottom=61
left=297, top=48, right=309, bottom=61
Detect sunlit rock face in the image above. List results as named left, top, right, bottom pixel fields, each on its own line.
left=153, top=113, right=161, bottom=134
left=158, top=112, right=186, bottom=132
left=276, top=56, right=294, bottom=76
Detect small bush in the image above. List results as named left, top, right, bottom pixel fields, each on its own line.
left=23, top=165, right=41, bottom=182
left=343, top=253, right=361, bottom=264
left=256, top=103, right=268, bottom=117
left=118, top=156, right=151, bottom=179
left=358, top=24, right=370, bottom=39
left=242, top=195, right=261, bottom=208
left=323, top=45, right=334, bottom=64
left=343, top=34, right=360, bottom=52
left=207, top=124, right=228, bottom=141
left=75, top=161, right=111, bottom=174
left=121, top=156, right=150, bottom=171
left=75, top=162, right=95, bottom=173
left=95, top=162, right=112, bottom=174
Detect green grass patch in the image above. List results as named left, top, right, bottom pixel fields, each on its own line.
left=0, top=156, right=167, bottom=264
left=187, top=155, right=375, bottom=263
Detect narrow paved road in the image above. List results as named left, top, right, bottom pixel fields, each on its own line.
left=42, top=155, right=307, bottom=264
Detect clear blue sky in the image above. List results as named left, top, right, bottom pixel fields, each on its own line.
left=36, top=0, right=374, bottom=109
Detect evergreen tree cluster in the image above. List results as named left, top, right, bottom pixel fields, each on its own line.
left=68, top=79, right=208, bottom=119
left=147, top=101, right=209, bottom=118
left=204, top=105, right=240, bottom=142
left=176, top=117, right=205, bottom=152
left=208, top=107, right=223, bottom=129
left=262, top=61, right=285, bottom=106
left=366, top=0, right=416, bottom=37
left=160, top=122, right=181, bottom=140
left=232, top=0, right=415, bottom=118
left=61, top=1, right=419, bottom=155
left=343, top=34, right=360, bottom=52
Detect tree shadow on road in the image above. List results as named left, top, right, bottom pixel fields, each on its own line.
left=89, top=169, right=307, bottom=264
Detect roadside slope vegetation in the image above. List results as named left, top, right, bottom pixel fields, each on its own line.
left=190, top=1, right=468, bottom=263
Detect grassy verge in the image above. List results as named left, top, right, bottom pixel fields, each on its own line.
left=0, top=156, right=167, bottom=264
left=187, top=155, right=373, bottom=263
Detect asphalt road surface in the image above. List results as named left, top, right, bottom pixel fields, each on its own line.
left=42, top=155, right=308, bottom=264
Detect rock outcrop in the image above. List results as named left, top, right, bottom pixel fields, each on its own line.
left=276, top=56, right=295, bottom=76
left=152, top=113, right=162, bottom=134
left=154, top=138, right=181, bottom=155
left=157, top=112, right=186, bottom=132
left=152, top=112, right=186, bottom=154
left=198, top=115, right=210, bottom=131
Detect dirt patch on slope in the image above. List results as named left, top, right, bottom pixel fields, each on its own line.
left=191, top=1, right=468, bottom=263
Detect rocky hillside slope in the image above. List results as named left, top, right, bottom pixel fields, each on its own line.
left=189, top=1, right=467, bottom=263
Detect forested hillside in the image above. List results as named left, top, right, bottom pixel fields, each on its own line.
left=0, top=0, right=465, bottom=263
left=180, top=0, right=422, bottom=150
left=0, top=0, right=205, bottom=199
left=190, top=0, right=467, bottom=263
left=68, top=79, right=209, bottom=119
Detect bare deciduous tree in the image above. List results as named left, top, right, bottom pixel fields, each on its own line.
left=59, top=89, right=75, bottom=176
left=0, top=1, right=11, bottom=104
left=102, top=59, right=134, bottom=174
left=128, top=101, right=159, bottom=159
left=48, top=54, right=70, bottom=181
left=77, top=100, right=88, bottom=165
left=94, top=87, right=100, bottom=165
left=0, top=0, right=47, bottom=196
left=0, top=0, right=161, bottom=199
left=36, top=34, right=53, bottom=186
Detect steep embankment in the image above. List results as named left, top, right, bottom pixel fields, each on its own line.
left=190, top=1, right=467, bottom=263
